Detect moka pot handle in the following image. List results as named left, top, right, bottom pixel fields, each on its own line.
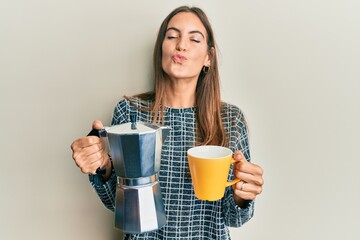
left=87, top=128, right=108, bottom=175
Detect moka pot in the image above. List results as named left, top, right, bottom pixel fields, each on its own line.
left=89, top=114, right=171, bottom=233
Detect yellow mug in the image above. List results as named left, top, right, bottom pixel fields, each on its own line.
left=187, top=145, right=241, bottom=201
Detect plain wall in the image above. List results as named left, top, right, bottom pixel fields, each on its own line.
left=1, top=0, right=359, bottom=239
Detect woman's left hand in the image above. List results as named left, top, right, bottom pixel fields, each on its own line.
left=232, top=150, right=264, bottom=205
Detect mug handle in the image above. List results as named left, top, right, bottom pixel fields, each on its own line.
left=224, top=158, right=243, bottom=187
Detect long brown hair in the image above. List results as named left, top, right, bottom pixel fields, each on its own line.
left=127, top=6, right=226, bottom=146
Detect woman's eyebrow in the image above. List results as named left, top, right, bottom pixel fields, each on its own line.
left=166, top=27, right=205, bottom=39
left=189, top=30, right=205, bottom=39
left=166, top=27, right=180, bottom=33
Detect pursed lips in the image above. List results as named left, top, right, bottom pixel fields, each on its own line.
left=171, top=54, right=187, bottom=63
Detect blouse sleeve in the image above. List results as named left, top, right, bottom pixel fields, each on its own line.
left=88, top=99, right=130, bottom=212
left=222, top=104, right=255, bottom=227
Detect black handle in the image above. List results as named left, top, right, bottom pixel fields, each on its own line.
left=87, top=129, right=100, bottom=137
left=87, top=129, right=106, bottom=175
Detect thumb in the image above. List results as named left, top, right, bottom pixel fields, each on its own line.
left=92, top=120, right=104, bottom=130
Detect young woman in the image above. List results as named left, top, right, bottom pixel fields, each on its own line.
left=71, top=6, right=263, bottom=239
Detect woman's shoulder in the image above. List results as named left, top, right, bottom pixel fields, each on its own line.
left=221, top=102, right=249, bottom=135
left=115, top=97, right=154, bottom=110
left=112, top=97, right=154, bottom=125
left=221, top=102, right=244, bottom=117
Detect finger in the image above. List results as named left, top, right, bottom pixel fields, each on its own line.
left=233, top=150, right=246, bottom=162
left=234, top=161, right=263, bottom=176
left=72, top=142, right=104, bottom=160
left=71, top=136, right=102, bottom=152
left=234, top=181, right=262, bottom=195
left=80, top=159, right=102, bottom=174
left=84, top=151, right=109, bottom=174
left=235, top=171, right=264, bottom=187
left=92, top=120, right=104, bottom=130
left=233, top=188, right=257, bottom=200
left=75, top=150, right=104, bottom=170
left=101, top=151, right=111, bottom=168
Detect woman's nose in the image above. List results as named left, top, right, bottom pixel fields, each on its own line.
left=176, top=37, right=187, bottom=51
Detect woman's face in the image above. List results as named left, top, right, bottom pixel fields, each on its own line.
left=162, top=12, right=210, bottom=82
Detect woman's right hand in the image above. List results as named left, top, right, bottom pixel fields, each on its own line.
left=70, top=120, right=112, bottom=179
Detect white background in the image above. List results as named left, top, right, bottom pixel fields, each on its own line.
left=1, top=0, right=359, bottom=239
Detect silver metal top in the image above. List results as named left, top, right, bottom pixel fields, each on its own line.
left=106, top=122, right=158, bottom=135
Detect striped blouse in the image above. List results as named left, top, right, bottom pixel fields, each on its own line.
left=89, top=98, right=254, bottom=239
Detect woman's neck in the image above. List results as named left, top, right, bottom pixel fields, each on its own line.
left=164, top=78, right=197, bottom=108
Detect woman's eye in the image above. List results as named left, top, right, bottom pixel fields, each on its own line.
left=167, top=36, right=177, bottom=39
left=191, top=39, right=200, bottom=43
